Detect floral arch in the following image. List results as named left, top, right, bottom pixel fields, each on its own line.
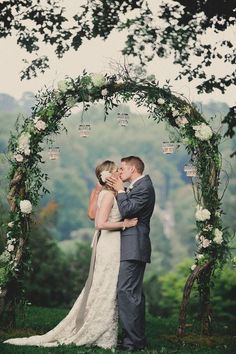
left=0, top=72, right=231, bottom=333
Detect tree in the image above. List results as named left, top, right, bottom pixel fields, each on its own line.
left=1, top=1, right=235, bottom=143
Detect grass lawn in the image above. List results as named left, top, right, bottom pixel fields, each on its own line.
left=0, top=306, right=235, bottom=353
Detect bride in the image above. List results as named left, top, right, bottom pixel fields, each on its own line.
left=4, top=160, right=137, bottom=349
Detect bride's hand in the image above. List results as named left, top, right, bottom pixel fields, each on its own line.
left=123, top=218, right=138, bottom=228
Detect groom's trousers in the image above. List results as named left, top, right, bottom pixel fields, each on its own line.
left=117, top=260, right=146, bottom=348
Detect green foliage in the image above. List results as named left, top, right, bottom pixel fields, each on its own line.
left=144, top=260, right=236, bottom=327
left=23, top=221, right=91, bottom=307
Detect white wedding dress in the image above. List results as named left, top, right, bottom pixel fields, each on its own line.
left=4, top=190, right=121, bottom=349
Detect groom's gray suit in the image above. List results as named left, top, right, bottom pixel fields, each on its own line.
left=116, top=174, right=155, bottom=349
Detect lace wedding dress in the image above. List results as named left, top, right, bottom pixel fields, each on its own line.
left=4, top=190, right=121, bottom=349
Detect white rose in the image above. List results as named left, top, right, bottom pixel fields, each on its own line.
left=7, top=244, right=14, bottom=252
left=14, top=154, right=23, bottom=162
left=157, top=98, right=165, bottom=105
left=101, top=88, right=108, bottom=96
left=90, top=73, right=106, bottom=87
left=196, top=254, right=204, bottom=260
left=195, top=205, right=211, bottom=221
left=20, top=200, right=32, bottom=214
left=172, top=110, right=179, bottom=117
left=100, top=170, right=112, bottom=182
left=35, top=120, right=46, bottom=131
left=8, top=222, right=14, bottom=228
left=24, top=148, right=31, bottom=156
left=18, top=132, right=30, bottom=150
left=57, top=80, right=70, bottom=92
left=213, top=228, right=223, bottom=245
left=194, top=123, right=213, bottom=141
left=191, top=264, right=197, bottom=271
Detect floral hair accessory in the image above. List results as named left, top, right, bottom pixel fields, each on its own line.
left=100, top=170, right=112, bottom=182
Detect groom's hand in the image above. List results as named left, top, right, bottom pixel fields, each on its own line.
left=106, top=176, right=124, bottom=192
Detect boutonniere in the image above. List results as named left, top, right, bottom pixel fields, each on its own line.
left=127, top=185, right=134, bottom=193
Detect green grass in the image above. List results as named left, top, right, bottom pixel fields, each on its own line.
left=0, top=306, right=235, bottom=353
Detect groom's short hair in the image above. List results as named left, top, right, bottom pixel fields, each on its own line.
left=121, top=156, right=144, bottom=174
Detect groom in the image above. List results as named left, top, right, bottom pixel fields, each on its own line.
left=107, top=156, right=155, bottom=352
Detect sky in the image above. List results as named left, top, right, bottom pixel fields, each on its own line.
left=0, top=0, right=235, bottom=106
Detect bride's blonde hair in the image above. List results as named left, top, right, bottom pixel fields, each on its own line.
left=95, top=160, right=116, bottom=186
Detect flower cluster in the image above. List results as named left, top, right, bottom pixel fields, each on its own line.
left=34, top=117, right=46, bottom=131
left=195, top=205, right=211, bottom=221
left=193, top=123, right=213, bottom=141
left=20, top=200, right=33, bottom=214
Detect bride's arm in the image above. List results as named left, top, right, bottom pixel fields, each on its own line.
left=87, top=183, right=102, bottom=220
left=95, top=192, right=137, bottom=231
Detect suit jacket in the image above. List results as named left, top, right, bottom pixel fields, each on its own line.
left=116, top=175, right=155, bottom=263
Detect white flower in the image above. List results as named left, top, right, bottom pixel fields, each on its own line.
left=100, top=170, right=112, bottom=182
left=14, top=154, right=23, bottom=162
left=7, top=244, right=14, bottom=252
left=175, top=116, right=188, bottom=126
left=213, top=228, right=223, bottom=245
left=195, top=233, right=201, bottom=242
left=33, top=116, right=40, bottom=123
left=199, top=236, right=211, bottom=248
left=193, top=123, right=213, bottom=141
left=20, top=200, right=32, bottom=214
left=90, top=73, right=106, bottom=87
left=18, top=132, right=31, bottom=155
left=8, top=222, right=14, bottom=228
left=157, top=98, right=165, bottom=105
left=24, top=148, right=31, bottom=156
left=18, top=132, right=30, bottom=150
left=191, top=264, right=197, bottom=271
left=196, top=254, right=204, bottom=260
left=172, top=110, right=179, bottom=117
left=35, top=120, right=46, bottom=131
left=195, top=205, right=211, bottom=221
left=57, top=80, right=70, bottom=92
left=101, top=88, right=108, bottom=96
left=203, top=224, right=213, bottom=231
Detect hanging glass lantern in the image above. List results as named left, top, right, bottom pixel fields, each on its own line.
left=78, top=124, right=91, bottom=138
left=161, top=142, right=175, bottom=154
left=48, top=147, right=60, bottom=160
left=117, top=113, right=129, bottom=127
left=184, top=163, right=197, bottom=177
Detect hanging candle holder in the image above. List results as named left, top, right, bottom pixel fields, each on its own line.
left=117, top=112, right=129, bottom=127
left=184, top=163, right=197, bottom=177
left=48, top=146, right=60, bottom=160
left=161, top=142, right=176, bottom=154
left=79, top=102, right=91, bottom=137
left=79, top=123, right=91, bottom=138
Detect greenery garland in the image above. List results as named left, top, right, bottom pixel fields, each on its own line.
left=0, top=72, right=232, bottom=324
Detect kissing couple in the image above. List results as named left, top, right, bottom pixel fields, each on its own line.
left=4, top=156, right=156, bottom=352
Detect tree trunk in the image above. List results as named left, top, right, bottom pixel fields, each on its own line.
left=177, top=261, right=212, bottom=336
left=199, top=266, right=213, bottom=335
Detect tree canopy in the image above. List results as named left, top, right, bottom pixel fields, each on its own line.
left=1, top=0, right=235, bottom=146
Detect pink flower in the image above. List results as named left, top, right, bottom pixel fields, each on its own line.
left=101, top=88, right=108, bottom=96
left=175, top=116, right=188, bottom=126
left=35, top=120, right=46, bottom=131
left=202, top=237, right=211, bottom=248
left=14, top=154, right=23, bottom=162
